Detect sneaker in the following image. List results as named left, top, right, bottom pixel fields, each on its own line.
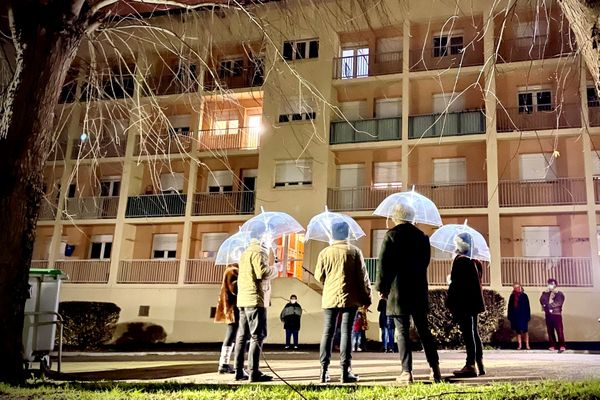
left=319, top=368, right=330, bottom=383
left=218, top=364, right=235, bottom=374
left=558, top=347, right=566, bottom=353
left=453, top=365, right=477, bottom=378
left=341, top=370, right=359, bottom=383
left=356, top=348, right=363, bottom=352
left=397, top=371, right=413, bottom=384
left=549, top=346, right=556, bottom=351
left=250, top=372, right=273, bottom=382
left=294, top=346, right=298, bottom=350
left=235, top=369, right=249, bottom=381
left=284, top=346, right=290, bottom=350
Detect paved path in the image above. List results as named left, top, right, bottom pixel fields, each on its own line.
left=48, top=350, right=600, bottom=385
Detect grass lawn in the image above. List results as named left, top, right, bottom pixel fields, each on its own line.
left=1, top=380, right=600, bottom=400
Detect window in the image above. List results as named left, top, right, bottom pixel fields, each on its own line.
left=587, top=86, right=599, bottom=108
left=592, top=152, right=600, bottom=176
left=159, top=172, right=185, bottom=193
left=340, top=47, right=369, bottom=79
left=67, top=183, right=77, bottom=198
left=375, top=98, right=402, bottom=118
left=519, top=153, right=556, bottom=181
left=433, top=34, right=463, bottom=57
left=207, top=170, right=234, bottom=193
left=201, top=232, right=228, bottom=259
left=279, top=97, right=317, bottom=123
left=89, top=235, right=113, bottom=260
left=516, top=21, right=548, bottom=43
left=433, top=93, right=464, bottom=113
left=597, top=226, right=600, bottom=256
left=152, top=234, right=177, bottom=259
left=283, top=39, right=319, bottom=61
left=175, top=61, right=197, bottom=91
left=274, top=160, right=312, bottom=187
left=522, top=226, right=561, bottom=257
left=337, top=164, right=364, bottom=187
left=518, top=89, right=552, bottom=113
left=433, top=158, right=466, bottom=185
left=373, top=161, right=402, bottom=188
left=340, top=101, right=369, bottom=120
left=371, top=229, right=387, bottom=257
left=377, top=36, right=402, bottom=55
left=168, top=114, right=191, bottom=136
left=100, top=178, right=120, bottom=197
left=218, top=58, right=244, bottom=78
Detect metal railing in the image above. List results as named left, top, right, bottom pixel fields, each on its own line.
left=496, top=104, right=581, bottom=132
left=365, top=258, right=377, bottom=283
left=408, top=110, right=485, bottom=139
left=327, top=186, right=401, bottom=212
left=498, top=177, right=586, bottom=207
left=192, top=191, right=255, bottom=216
left=333, top=51, right=403, bottom=79
left=38, top=201, right=57, bottom=221
left=63, top=196, right=119, bottom=219
left=134, top=133, right=194, bottom=155
left=330, top=117, right=401, bottom=145
left=501, top=257, right=593, bottom=287
left=589, top=104, right=600, bottom=127
left=203, top=68, right=264, bottom=91
left=71, top=138, right=127, bottom=159
left=55, top=260, right=110, bottom=284
left=494, top=36, right=576, bottom=63
left=413, top=181, right=487, bottom=209
left=149, top=75, right=199, bottom=96
left=184, top=259, right=225, bottom=284
left=117, top=259, right=180, bottom=284
left=198, top=127, right=260, bottom=151
left=409, top=42, right=484, bottom=71
left=30, top=260, right=50, bottom=269
left=125, top=193, right=187, bottom=218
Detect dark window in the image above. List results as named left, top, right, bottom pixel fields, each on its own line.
left=138, top=305, right=150, bottom=317
left=307, top=111, right=317, bottom=120
left=518, top=92, right=533, bottom=113
left=279, top=114, right=290, bottom=123
left=296, top=42, right=306, bottom=59
left=67, top=184, right=77, bottom=198
left=309, top=41, right=319, bottom=58
left=283, top=41, right=293, bottom=60
left=222, top=185, right=233, bottom=192
left=153, top=250, right=164, bottom=258
left=449, top=36, right=463, bottom=55
left=536, top=91, right=552, bottom=111
left=103, top=242, right=112, bottom=259
left=90, top=242, right=102, bottom=259
left=433, top=36, right=448, bottom=57
left=587, top=87, right=599, bottom=107
left=167, top=250, right=176, bottom=258
left=209, top=307, right=217, bottom=318
left=59, top=81, right=77, bottom=104
left=208, top=186, right=220, bottom=193
left=112, top=181, right=121, bottom=196
left=292, top=113, right=303, bottom=121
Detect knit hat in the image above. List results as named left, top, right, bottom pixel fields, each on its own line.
left=391, top=202, right=415, bottom=225
left=454, top=232, right=473, bottom=257
left=332, top=221, right=350, bottom=240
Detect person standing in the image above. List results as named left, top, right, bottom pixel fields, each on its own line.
left=280, top=294, right=302, bottom=349
left=315, top=221, right=372, bottom=384
left=352, top=311, right=365, bottom=351
left=507, top=282, right=531, bottom=350
left=540, top=278, right=566, bottom=352
left=234, top=232, right=279, bottom=382
left=214, top=263, right=239, bottom=374
left=376, top=203, right=441, bottom=384
left=447, top=232, right=486, bottom=378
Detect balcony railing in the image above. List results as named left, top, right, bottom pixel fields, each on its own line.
left=408, top=110, right=485, bottom=139
left=413, top=181, right=487, bottom=209
left=501, top=257, right=592, bottom=287
left=497, top=104, right=581, bottom=132
left=495, top=36, right=575, bottom=63
left=409, top=42, right=484, bottom=72
left=30, top=260, right=50, bottom=269
left=595, top=177, right=600, bottom=204
left=498, top=178, right=586, bottom=207
left=64, top=196, right=119, bottom=219
left=71, top=138, right=127, bottom=159
left=365, top=258, right=377, bottom=283
left=328, top=186, right=401, bottom=212
left=55, top=260, right=111, bottom=283
left=198, top=127, right=259, bottom=151
left=38, top=200, right=57, bottom=221
left=117, top=259, right=179, bottom=284
left=125, top=193, right=187, bottom=218
left=589, top=105, right=600, bottom=127
left=192, top=191, right=255, bottom=216
left=184, top=259, right=225, bottom=284
left=203, top=68, right=264, bottom=91
left=330, top=117, right=401, bottom=145
left=134, top=133, right=194, bottom=155
left=149, top=74, right=199, bottom=96
left=333, top=51, right=403, bottom=79
left=47, top=139, right=68, bottom=162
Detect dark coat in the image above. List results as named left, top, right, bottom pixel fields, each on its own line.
left=214, top=265, right=238, bottom=324
left=375, top=223, right=431, bottom=316
left=507, top=291, right=531, bottom=332
left=280, top=303, right=302, bottom=331
left=540, top=290, right=565, bottom=315
left=447, top=256, right=485, bottom=317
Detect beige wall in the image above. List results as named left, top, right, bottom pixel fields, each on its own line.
left=60, top=224, right=117, bottom=259
left=131, top=223, right=185, bottom=259
left=334, top=148, right=402, bottom=187
left=32, top=227, right=56, bottom=260
left=138, top=160, right=190, bottom=194
left=410, top=74, right=485, bottom=115
left=196, top=155, right=258, bottom=192
left=408, top=142, right=487, bottom=183
left=189, top=221, right=241, bottom=258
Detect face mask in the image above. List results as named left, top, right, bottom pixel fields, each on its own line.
left=290, top=299, right=297, bottom=304
left=548, top=284, right=556, bottom=291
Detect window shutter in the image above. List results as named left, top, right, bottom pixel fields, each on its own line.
left=433, top=158, right=466, bottom=184
left=337, top=164, right=365, bottom=187
left=340, top=101, right=368, bottom=120
left=374, top=161, right=402, bottom=185
left=377, top=37, right=402, bottom=53
left=519, top=153, right=556, bottom=180
left=376, top=98, right=401, bottom=118
left=208, top=170, right=234, bottom=189
left=160, top=173, right=185, bottom=192
left=201, top=233, right=228, bottom=256
left=275, top=160, right=313, bottom=185
left=152, top=234, right=177, bottom=252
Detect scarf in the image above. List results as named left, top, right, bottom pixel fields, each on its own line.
left=513, top=290, right=521, bottom=308
left=549, top=287, right=559, bottom=304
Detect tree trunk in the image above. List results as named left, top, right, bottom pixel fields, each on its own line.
left=0, top=0, right=89, bottom=384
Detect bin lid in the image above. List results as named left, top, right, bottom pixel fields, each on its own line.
left=29, top=268, right=64, bottom=277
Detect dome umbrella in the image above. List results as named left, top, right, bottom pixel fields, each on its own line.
left=239, top=207, right=304, bottom=245
left=373, top=188, right=442, bottom=227
left=305, top=206, right=365, bottom=244
left=214, top=230, right=252, bottom=265
left=430, top=220, right=491, bottom=262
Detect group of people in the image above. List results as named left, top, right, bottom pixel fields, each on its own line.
left=213, top=203, right=567, bottom=384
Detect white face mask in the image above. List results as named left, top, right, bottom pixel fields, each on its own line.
left=290, top=299, right=297, bottom=304
left=548, top=284, right=556, bottom=291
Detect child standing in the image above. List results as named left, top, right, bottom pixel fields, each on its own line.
left=352, top=312, right=365, bottom=351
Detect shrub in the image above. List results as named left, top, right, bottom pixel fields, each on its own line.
left=113, top=322, right=167, bottom=347
left=59, top=301, right=120, bottom=350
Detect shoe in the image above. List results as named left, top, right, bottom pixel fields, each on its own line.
left=397, top=370, right=413, bottom=384
left=356, top=348, right=363, bottom=352
left=453, top=365, right=477, bottom=378
left=526, top=346, right=531, bottom=350
left=549, top=347, right=556, bottom=351
left=218, top=364, right=235, bottom=374
left=558, top=347, right=566, bottom=353
left=516, top=346, right=522, bottom=350
left=319, top=368, right=330, bottom=383
left=235, top=369, right=249, bottom=381
left=294, top=346, right=298, bottom=349
left=341, top=370, right=359, bottom=383
left=476, top=361, right=485, bottom=376
left=430, top=365, right=442, bottom=383
left=250, top=372, right=273, bottom=382
left=284, top=346, right=290, bottom=350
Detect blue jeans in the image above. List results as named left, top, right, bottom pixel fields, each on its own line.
left=234, top=307, right=267, bottom=375
left=352, top=332, right=362, bottom=350
left=320, top=307, right=357, bottom=369
left=285, top=329, right=299, bottom=346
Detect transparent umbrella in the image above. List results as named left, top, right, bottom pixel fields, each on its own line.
left=305, top=207, right=366, bottom=244
left=373, top=188, right=442, bottom=227
left=430, top=220, right=491, bottom=261
left=215, top=230, right=252, bottom=265
left=240, top=207, right=304, bottom=243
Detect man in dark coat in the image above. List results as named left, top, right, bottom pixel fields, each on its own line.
left=540, top=278, right=566, bottom=352
left=280, top=294, right=302, bottom=349
left=375, top=203, right=441, bottom=384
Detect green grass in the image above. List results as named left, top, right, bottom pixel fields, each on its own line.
left=1, top=380, right=600, bottom=400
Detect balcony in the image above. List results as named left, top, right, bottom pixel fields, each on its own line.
left=203, top=68, right=264, bottom=91
left=501, top=257, right=592, bottom=287
left=71, top=138, right=127, bottom=159
left=30, top=260, right=50, bottom=269
left=117, top=259, right=179, bottom=284
left=38, top=201, right=57, bottom=221
left=125, top=194, right=186, bottom=218
left=134, top=133, right=194, bottom=156
left=413, top=181, right=487, bottom=209
left=495, top=37, right=575, bottom=64
left=409, top=43, right=483, bottom=72
left=184, top=259, right=225, bottom=284
left=408, top=110, right=485, bottom=139
left=192, top=191, right=255, bottom=216
left=149, top=67, right=199, bottom=96
left=198, top=127, right=259, bottom=151
left=327, top=186, right=401, bottom=212
left=329, top=117, right=401, bottom=145
left=589, top=104, right=600, bottom=127
left=498, top=178, right=586, bottom=207
left=365, top=258, right=377, bottom=283
left=63, top=196, right=119, bottom=219
left=332, top=51, right=403, bottom=79
left=55, top=260, right=110, bottom=283
left=47, top=139, right=68, bottom=162
left=497, top=104, right=581, bottom=132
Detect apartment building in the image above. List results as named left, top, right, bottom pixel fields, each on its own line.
left=33, top=0, right=600, bottom=344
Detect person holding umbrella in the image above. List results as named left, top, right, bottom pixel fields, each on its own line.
left=280, top=294, right=302, bottom=349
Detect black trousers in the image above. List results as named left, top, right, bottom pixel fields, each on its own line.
left=234, top=307, right=267, bottom=374
left=393, top=313, right=439, bottom=372
left=545, top=313, right=565, bottom=348
left=458, top=314, right=483, bottom=366
left=223, top=307, right=239, bottom=347
left=320, top=307, right=357, bottom=370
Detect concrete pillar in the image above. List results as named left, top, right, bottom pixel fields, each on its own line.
left=401, top=19, right=411, bottom=187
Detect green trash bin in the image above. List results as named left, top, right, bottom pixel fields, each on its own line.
left=23, top=268, right=67, bottom=372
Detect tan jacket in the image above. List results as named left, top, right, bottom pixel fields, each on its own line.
left=314, top=240, right=372, bottom=309
left=237, top=240, right=277, bottom=308
left=214, top=264, right=238, bottom=324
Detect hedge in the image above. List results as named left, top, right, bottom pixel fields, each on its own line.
left=58, top=301, right=120, bottom=350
